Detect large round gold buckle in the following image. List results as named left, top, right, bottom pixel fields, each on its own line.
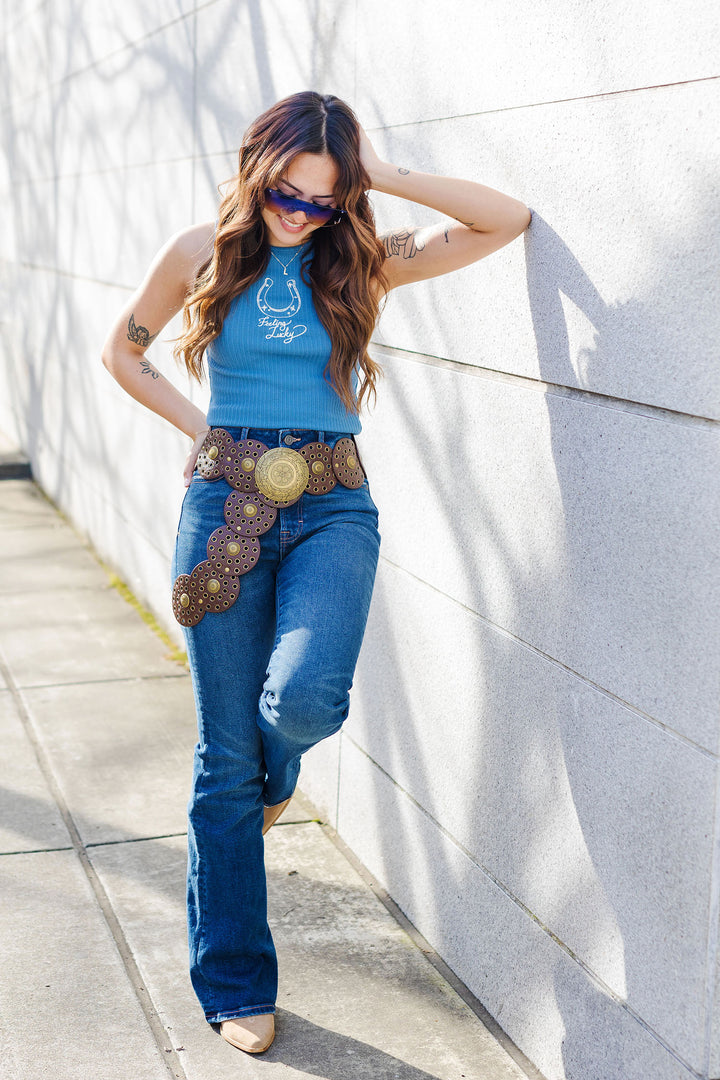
left=254, top=447, right=310, bottom=503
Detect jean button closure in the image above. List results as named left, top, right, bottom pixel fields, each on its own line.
left=283, top=433, right=300, bottom=446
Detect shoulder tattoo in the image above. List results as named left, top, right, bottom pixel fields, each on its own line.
left=127, top=313, right=158, bottom=348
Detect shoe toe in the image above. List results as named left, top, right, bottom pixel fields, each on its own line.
left=262, top=796, right=292, bottom=835
left=220, top=1013, right=275, bottom=1053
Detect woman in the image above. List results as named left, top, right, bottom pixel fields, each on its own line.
left=102, top=91, right=530, bottom=1055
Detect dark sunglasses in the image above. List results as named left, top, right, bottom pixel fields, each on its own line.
left=264, top=188, right=346, bottom=227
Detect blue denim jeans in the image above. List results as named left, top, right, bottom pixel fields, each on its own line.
left=171, top=427, right=380, bottom=1023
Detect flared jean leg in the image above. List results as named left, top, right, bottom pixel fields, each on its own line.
left=177, top=503, right=282, bottom=1023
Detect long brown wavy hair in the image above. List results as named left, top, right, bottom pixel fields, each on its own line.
left=175, top=92, right=387, bottom=413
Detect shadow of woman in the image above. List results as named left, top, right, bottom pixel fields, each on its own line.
left=231, top=1009, right=455, bottom=1080
left=525, top=212, right=717, bottom=1078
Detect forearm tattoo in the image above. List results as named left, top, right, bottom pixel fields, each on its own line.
left=382, top=229, right=426, bottom=260
left=127, top=313, right=158, bottom=348
left=398, top=167, right=410, bottom=175
left=139, top=358, right=159, bottom=379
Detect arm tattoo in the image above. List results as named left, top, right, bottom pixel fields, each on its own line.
left=139, top=358, right=160, bottom=379
left=443, top=228, right=449, bottom=243
left=127, top=313, right=158, bottom=348
left=398, top=167, right=410, bottom=175
left=382, top=229, right=426, bottom=260
left=456, top=218, right=475, bottom=227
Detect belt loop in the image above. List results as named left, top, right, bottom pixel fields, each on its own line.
left=318, top=430, right=324, bottom=444
left=241, top=427, right=249, bottom=440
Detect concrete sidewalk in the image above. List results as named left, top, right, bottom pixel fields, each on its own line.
left=0, top=476, right=538, bottom=1080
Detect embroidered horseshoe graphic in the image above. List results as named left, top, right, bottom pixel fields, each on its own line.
left=256, top=277, right=302, bottom=318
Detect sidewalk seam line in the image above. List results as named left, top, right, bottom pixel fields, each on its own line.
left=0, top=648, right=188, bottom=1080
left=12, top=673, right=189, bottom=692
left=86, top=832, right=189, bottom=848
left=0, top=845, right=74, bottom=856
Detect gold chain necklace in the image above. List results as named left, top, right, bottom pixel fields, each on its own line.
left=269, top=247, right=303, bottom=276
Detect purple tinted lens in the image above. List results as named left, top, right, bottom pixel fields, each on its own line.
left=265, top=189, right=340, bottom=226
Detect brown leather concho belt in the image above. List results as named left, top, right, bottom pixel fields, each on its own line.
left=172, top=428, right=365, bottom=627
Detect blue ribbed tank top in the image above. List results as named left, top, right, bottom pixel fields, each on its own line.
left=205, top=239, right=361, bottom=433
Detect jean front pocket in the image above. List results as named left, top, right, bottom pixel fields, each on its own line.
left=174, top=476, right=231, bottom=575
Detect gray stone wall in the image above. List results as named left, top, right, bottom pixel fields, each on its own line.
left=1, top=4, right=718, bottom=1078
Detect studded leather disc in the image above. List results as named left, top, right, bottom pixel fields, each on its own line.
left=196, top=429, right=235, bottom=480
left=172, top=574, right=203, bottom=627
left=332, top=437, right=365, bottom=488
left=224, top=491, right=277, bottom=536
left=222, top=439, right=269, bottom=492
left=191, top=560, right=240, bottom=614
left=300, top=442, right=337, bottom=496
left=206, top=525, right=260, bottom=576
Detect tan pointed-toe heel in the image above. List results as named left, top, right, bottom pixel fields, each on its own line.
left=220, top=1012, right=275, bottom=1053
left=262, top=797, right=291, bottom=835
